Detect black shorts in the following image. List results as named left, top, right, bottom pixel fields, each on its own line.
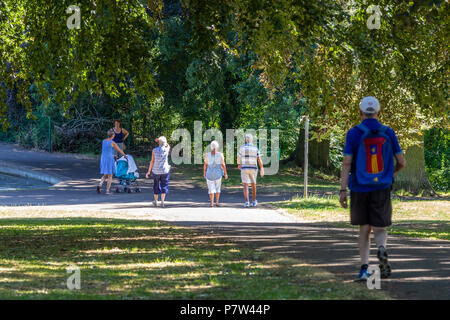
left=350, top=188, right=392, bottom=227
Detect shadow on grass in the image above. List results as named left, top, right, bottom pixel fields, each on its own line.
left=0, top=217, right=386, bottom=300
left=275, top=199, right=339, bottom=210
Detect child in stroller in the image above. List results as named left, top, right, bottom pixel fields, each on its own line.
left=114, top=155, right=141, bottom=193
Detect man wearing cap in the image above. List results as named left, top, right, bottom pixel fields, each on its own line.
left=339, top=96, right=406, bottom=281
left=146, top=136, right=171, bottom=208
left=237, top=133, right=264, bottom=207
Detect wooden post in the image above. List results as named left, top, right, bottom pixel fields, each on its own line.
left=48, top=116, right=52, bottom=153
left=304, top=116, right=309, bottom=198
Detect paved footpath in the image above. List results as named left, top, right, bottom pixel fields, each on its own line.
left=0, top=142, right=449, bottom=299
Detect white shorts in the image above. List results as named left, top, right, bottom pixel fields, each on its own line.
left=207, top=178, right=222, bottom=194
left=241, top=169, right=257, bottom=184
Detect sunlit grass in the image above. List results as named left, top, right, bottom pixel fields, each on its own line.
left=0, top=215, right=388, bottom=300
left=170, top=164, right=340, bottom=193
left=272, top=196, right=450, bottom=240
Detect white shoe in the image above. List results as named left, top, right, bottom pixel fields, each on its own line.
left=252, top=200, right=258, bottom=207
left=244, top=202, right=250, bottom=208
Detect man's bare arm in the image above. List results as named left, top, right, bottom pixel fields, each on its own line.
left=257, top=156, right=264, bottom=177
left=339, top=155, right=352, bottom=208
left=340, top=155, right=352, bottom=190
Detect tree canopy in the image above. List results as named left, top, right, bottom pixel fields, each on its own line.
left=0, top=0, right=448, bottom=147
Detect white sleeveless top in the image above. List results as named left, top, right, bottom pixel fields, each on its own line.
left=206, top=152, right=223, bottom=181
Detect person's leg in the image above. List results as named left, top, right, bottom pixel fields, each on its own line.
left=370, top=188, right=392, bottom=249
left=374, top=225, right=391, bottom=278
left=209, top=193, right=214, bottom=207
left=215, top=193, right=221, bottom=206
left=249, top=170, right=257, bottom=205
left=215, top=179, right=221, bottom=206
left=241, top=170, right=249, bottom=203
left=161, top=193, right=166, bottom=206
left=350, top=191, right=372, bottom=280
left=160, top=173, right=169, bottom=207
left=243, top=183, right=249, bottom=202
left=373, top=227, right=387, bottom=248
left=106, top=174, right=113, bottom=193
left=207, top=179, right=214, bottom=206
left=359, top=224, right=372, bottom=265
left=99, top=175, right=106, bottom=187
left=251, top=183, right=256, bottom=201
left=369, top=188, right=392, bottom=278
left=153, top=174, right=161, bottom=205
left=97, top=175, right=106, bottom=193
left=351, top=191, right=370, bottom=262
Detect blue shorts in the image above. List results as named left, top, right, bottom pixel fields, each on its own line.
left=152, top=172, right=169, bottom=195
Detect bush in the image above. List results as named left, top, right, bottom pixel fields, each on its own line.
left=424, top=128, right=449, bottom=192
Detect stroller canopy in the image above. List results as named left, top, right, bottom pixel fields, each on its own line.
left=115, top=155, right=139, bottom=179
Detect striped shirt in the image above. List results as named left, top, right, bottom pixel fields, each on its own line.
left=152, top=145, right=171, bottom=175
left=238, top=143, right=260, bottom=170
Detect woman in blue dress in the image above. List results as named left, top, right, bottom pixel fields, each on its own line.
left=97, top=129, right=127, bottom=194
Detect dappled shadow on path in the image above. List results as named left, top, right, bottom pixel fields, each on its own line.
left=171, top=221, right=450, bottom=300
left=0, top=176, right=295, bottom=207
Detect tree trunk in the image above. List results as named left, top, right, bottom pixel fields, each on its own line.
left=281, top=127, right=305, bottom=167
left=394, top=137, right=435, bottom=195
left=309, top=138, right=331, bottom=171
left=283, top=127, right=331, bottom=172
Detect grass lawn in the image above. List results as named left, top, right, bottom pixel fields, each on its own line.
left=272, top=196, right=450, bottom=241
left=0, top=212, right=388, bottom=300
left=168, top=164, right=340, bottom=194
left=163, top=164, right=449, bottom=241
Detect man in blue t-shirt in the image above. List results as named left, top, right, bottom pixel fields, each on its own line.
left=339, top=96, right=406, bottom=281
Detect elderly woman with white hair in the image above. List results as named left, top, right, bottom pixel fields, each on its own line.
left=203, top=140, right=228, bottom=207
left=146, top=136, right=171, bottom=208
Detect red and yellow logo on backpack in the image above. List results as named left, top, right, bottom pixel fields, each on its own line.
left=364, top=137, right=386, bottom=174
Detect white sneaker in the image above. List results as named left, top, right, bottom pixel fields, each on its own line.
left=252, top=200, right=258, bottom=207
left=244, top=202, right=250, bottom=208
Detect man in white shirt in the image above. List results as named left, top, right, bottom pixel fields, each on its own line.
left=237, top=134, right=264, bottom=207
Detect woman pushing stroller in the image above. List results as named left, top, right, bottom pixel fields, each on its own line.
left=97, top=129, right=127, bottom=195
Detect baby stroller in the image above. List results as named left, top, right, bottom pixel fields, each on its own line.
left=114, top=155, right=141, bottom=193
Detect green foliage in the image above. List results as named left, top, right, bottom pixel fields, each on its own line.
left=328, top=133, right=345, bottom=173
left=425, top=128, right=450, bottom=191
left=0, top=0, right=160, bottom=124
left=0, top=0, right=448, bottom=186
